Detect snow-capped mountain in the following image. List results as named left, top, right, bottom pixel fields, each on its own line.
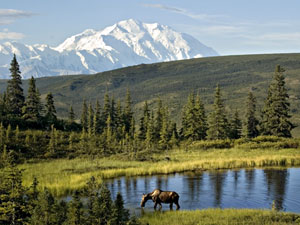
left=0, top=19, right=218, bottom=79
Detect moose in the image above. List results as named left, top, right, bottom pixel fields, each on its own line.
left=140, top=189, right=180, bottom=210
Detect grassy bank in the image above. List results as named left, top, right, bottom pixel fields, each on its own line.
left=140, top=209, right=300, bottom=225
left=19, top=147, right=300, bottom=196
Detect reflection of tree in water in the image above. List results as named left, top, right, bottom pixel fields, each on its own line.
left=156, top=176, right=163, bottom=189
left=155, top=176, right=169, bottom=190
left=264, top=169, right=288, bottom=211
left=232, top=170, right=240, bottom=197
left=186, top=172, right=203, bottom=201
left=143, top=177, right=149, bottom=191
left=245, top=169, right=255, bottom=192
left=209, top=171, right=226, bottom=207
left=125, top=177, right=131, bottom=198
left=132, top=177, right=137, bottom=192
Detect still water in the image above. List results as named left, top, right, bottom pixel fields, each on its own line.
left=105, top=168, right=300, bottom=214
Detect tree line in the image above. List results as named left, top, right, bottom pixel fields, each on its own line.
left=0, top=56, right=295, bottom=163
left=0, top=163, right=139, bottom=225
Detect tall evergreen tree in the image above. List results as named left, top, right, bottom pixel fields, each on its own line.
left=138, top=101, right=150, bottom=141
left=110, top=96, right=118, bottom=131
left=145, top=111, right=155, bottom=149
left=67, top=191, right=85, bottom=225
left=30, top=188, right=57, bottom=225
left=261, top=65, right=294, bottom=137
left=68, top=106, right=75, bottom=123
left=6, top=55, right=25, bottom=117
left=110, top=192, right=130, bottom=225
left=87, top=103, right=94, bottom=137
left=0, top=165, right=29, bottom=225
left=207, top=85, right=229, bottom=140
left=80, top=100, right=88, bottom=131
left=244, top=92, right=259, bottom=138
left=101, top=93, right=111, bottom=130
left=229, top=109, right=242, bottom=139
left=97, top=185, right=113, bottom=225
left=154, top=98, right=163, bottom=140
left=45, top=93, right=56, bottom=124
left=93, top=100, right=101, bottom=134
left=23, top=77, right=42, bottom=122
left=159, top=112, right=169, bottom=150
left=123, top=89, right=133, bottom=134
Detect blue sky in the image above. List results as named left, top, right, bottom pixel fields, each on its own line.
left=1, top=0, right=300, bottom=55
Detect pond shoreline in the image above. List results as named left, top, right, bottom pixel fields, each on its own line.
left=19, top=148, right=300, bottom=196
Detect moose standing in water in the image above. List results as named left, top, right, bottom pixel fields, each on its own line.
left=140, top=189, right=180, bottom=210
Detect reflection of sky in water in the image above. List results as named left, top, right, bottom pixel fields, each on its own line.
left=106, top=168, right=300, bottom=215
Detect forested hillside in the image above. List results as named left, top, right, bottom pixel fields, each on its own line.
left=1, top=53, right=300, bottom=135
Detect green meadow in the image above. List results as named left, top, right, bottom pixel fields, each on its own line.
left=140, top=209, right=300, bottom=225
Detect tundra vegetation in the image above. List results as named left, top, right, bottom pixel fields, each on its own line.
left=0, top=55, right=300, bottom=224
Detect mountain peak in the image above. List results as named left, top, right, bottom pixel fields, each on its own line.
left=0, top=20, right=218, bottom=79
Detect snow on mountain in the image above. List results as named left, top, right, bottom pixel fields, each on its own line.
left=0, top=19, right=218, bottom=79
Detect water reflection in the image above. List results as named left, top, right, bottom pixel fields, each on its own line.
left=105, top=168, right=300, bottom=214
left=264, top=169, right=288, bottom=210
left=209, top=171, right=225, bottom=207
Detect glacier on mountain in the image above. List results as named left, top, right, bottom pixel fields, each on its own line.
left=0, top=19, right=218, bottom=79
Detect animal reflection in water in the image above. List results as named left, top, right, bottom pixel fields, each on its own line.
left=140, top=189, right=180, bottom=210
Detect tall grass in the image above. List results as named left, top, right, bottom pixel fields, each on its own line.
left=140, top=209, right=300, bottom=225
left=19, top=147, right=300, bottom=196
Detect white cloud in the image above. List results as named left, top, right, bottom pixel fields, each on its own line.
left=0, top=30, right=25, bottom=40
left=142, top=4, right=224, bottom=21
left=0, top=9, right=35, bottom=25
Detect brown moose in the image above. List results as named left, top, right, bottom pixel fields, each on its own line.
left=140, top=189, right=180, bottom=210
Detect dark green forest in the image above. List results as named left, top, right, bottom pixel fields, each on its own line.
left=0, top=55, right=296, bottom=165
left=1, top=53, right=300, bottom=135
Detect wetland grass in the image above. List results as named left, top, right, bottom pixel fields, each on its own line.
left=19, top=147, right=300, bottom=196
left=140, top=209, right=300, bottom=225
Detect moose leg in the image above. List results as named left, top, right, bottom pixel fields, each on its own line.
left=158, top=202, right=162, bottom=210
left=175, top=199, right=180, bottom=210
left=154, top=202, right=158, bottom=210
left=169, top=203, right=173, bottom=210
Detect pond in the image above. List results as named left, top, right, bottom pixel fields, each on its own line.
left=105, top=168, right=300, bottom=214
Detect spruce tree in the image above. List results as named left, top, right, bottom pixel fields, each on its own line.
left=30, top=188, right=56, bottom=225
left=145, top=111, right=155, bottom=149
left=93, top=100, right=101, bottom=134
left=123, top=89, right=133, bottom=134
left=88, top=103, right=94, bottom=137
left=68, top=106, right=75, bottom=123
left=6, top=55, right=25, bottom=117
left=111, top=192, right=130, bottom=225
left=261, top=65, right=294, bottom=137
left=159, top=114, right=169, bottom=150
left=67, top=191, right=85, bottom=225
left=154, top=98, right=163, bottom=140
left=84, top=176, right=101, bottom=225
left=207, top=85, right=229, bottom=140
left=229, top=109, right=242, bottom=139
left=138, top=101, right=150, bottom=141
left=110, top=96, right=118, bottom=132
left=101, top=93, right=111, bottom=131
left=45, top=93, right=56, bottom=124
left=0, top=165, right=29, bottom=225
left=244, top=92, right=259, bottom=138
left=194, top=94, right=208, bottom=140
left=23, top=76, right=42, bottom=122
left=182, top=93, right=207, bottom=140
left=80, top=100, right=88, bottom=131
left=97, top=185, right=113, bottom=225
